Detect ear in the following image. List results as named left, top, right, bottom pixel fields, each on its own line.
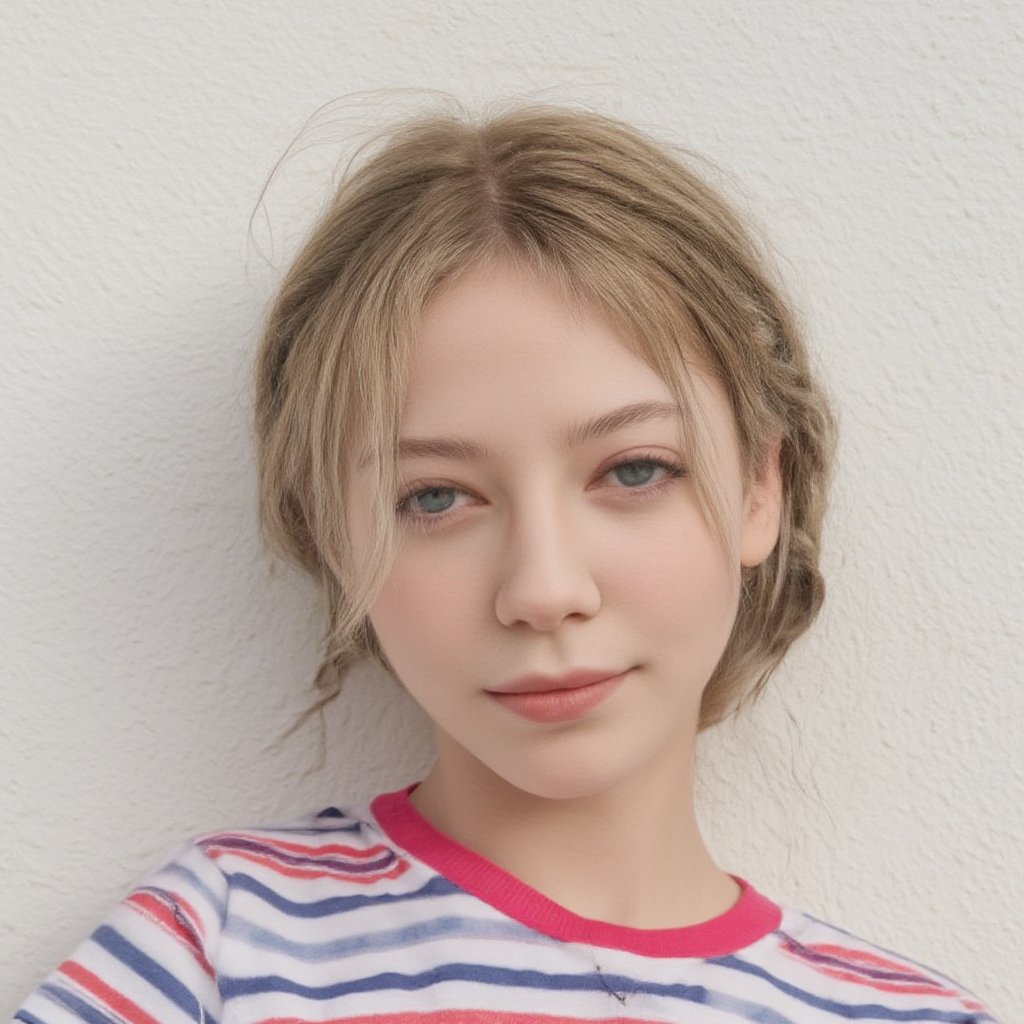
left=740, top=439, right=783, bottom=568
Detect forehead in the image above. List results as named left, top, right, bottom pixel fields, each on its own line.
left=401, top=261, right=680, bottom=430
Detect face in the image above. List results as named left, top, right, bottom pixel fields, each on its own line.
left=348, top=259, right=781, bottom=804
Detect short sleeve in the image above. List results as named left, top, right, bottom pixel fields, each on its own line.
left=13, top=840, right=228, bottom=1024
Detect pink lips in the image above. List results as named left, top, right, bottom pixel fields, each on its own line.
left=487, top=668, right=631, bottom=723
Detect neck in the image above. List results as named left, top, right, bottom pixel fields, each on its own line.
left=408, top=736, right=738, bottom=930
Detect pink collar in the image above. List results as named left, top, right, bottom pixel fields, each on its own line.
left=370, top=785, right=781, bottom=958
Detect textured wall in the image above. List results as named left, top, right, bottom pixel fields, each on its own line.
left=2, top=1, right=1020, bottom=1018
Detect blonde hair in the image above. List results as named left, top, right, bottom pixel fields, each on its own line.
left=254, top=102, right=836, bottom=731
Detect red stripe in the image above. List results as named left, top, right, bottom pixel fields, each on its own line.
left=783, top=940, right=965, bottom=998
left=215, top=847, right=410, bottom=883
left=203, top=835, right=396, bottom=860
left=811, top=964, right=959, bottom=996
left=129, top=891, right=205, bottom=943
left=125, top=891, right=216, bottom=978
left=58, top=960, right=162, bottom=1024
left=804, top=942, right=929, bottom=973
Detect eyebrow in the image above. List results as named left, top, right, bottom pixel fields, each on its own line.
left=396, top=400, right=682, bottom=462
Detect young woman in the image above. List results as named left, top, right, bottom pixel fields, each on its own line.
left=14, top=104, right=997, bottom=1023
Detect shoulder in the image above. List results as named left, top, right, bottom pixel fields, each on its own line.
left=191, top=804, right=395, bottom=865
left=180, top=802, right=419, bottom=895
left=754, top=904, right=999, bottom=1022
left=14, top=801, right=465, bottom=1023
left=86, top=802, right=418, bottom=959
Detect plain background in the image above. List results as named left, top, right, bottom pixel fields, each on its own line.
left=2, top=1, right=1021, bottom=1018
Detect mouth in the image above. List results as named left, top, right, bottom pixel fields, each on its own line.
left=490, top=667, right=631, bottom=695
left=487, top=669, right=632, bottom=723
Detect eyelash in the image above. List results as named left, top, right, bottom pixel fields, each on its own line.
left=394, top=453, right=688, bottom=535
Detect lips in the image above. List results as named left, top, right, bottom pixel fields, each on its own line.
left=487, top=668, right=632, bottom=723
left=490, top=668, right=629, bottom=695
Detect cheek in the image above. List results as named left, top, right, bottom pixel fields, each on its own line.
left=367, top=548, right=481, bottom=677
left=618, top=508, right=741, bottom=632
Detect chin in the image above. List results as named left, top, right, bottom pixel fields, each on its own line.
left=482, top=747, right=654, bottom=804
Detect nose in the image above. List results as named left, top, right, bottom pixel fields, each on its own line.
left=493, top=497, right=602, bottom=631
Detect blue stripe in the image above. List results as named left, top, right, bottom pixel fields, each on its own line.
left=716, top=954, right=984, bottom=1022
left=162, top=862, right=226, bottom=918
left=13, top=1008, right=51, bottom=1024
left=93, top=926, right=220, bottom=1024
left=228, top=910, right=537, bottom=958
left=22, top=983, right=118, bottom=1024
left=794, top=912, right=995, bottom=1012
left=218, top=963, right=795, bottom=1022
left=225, top=869, right=460, bottom=917
left=783, top=935, right=933, bottom=985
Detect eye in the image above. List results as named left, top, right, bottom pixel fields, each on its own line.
left=606, top=454, right=687, bottom=491
left=394, top=453, right=688, bottom=534
left=398, top=485, right=465, bottom=517
left=393, top=482, right=475, bottom=533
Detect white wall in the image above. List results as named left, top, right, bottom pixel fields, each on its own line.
left=2, top=1, right=1020, bottom=1018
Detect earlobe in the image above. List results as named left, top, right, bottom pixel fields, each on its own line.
left=740, top=440, right=783, bottom=568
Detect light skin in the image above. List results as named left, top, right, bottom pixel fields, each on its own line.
left=348, top=258, right=782, bottom=929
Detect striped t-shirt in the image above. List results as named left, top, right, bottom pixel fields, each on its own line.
left=15, top=787, right=997, bottom=1023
